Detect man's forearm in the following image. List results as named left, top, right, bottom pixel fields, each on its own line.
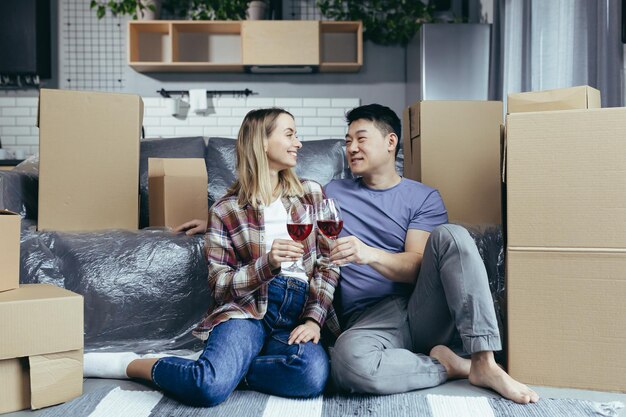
left=367, top=248, right=422, bottom=284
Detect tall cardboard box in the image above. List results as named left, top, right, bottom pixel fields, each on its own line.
left=507, top=85, right=601, bottom=113
left=403, top=101, right=503, bottom=225
left=148, top=158, right=208, bottom=228
left=506, top=107, right=626, bottom=392
left=0, top=210, right=20, bottom=293
left=0, top=284, right=84, bottom=413
left=38, top=89, right=143, bottom=231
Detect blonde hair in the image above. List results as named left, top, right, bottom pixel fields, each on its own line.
left=227, top=108, right=304, bottom=208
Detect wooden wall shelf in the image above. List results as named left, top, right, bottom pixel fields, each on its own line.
left=128, top=20, right=362, bottom=73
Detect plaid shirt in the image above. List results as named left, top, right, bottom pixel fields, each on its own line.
left=193, top=179, right=341, bottom=341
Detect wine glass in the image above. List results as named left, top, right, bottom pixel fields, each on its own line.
left=284, top=204, right=314, bottom=273
left=315, top=198, right=343, bottom=267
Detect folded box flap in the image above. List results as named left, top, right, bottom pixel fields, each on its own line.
left=408, top=102, right=421, bottom=140
left=149, top=158, right=207, bottom=178
left=586, top=86, right=602, bottom=108
left=508, top=85, right=601, bottom=113
left=29, top=349, right=83, bottom=410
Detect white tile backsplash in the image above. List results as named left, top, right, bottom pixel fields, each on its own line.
left=0, top=117, right=16, bottom=126
left=303, top=98, right=331, bottom=107
left=0, top=96, right=359, bottom=157
left=0, top=98, right=16, bottom=107
left=2, top=108, right=30, bottom=117
left=275, top=98, right=303, bottom=107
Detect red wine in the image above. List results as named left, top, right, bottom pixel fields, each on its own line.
left=317, top=220, right=343, bottom=239
left=287, top=223, right=313, bottom=241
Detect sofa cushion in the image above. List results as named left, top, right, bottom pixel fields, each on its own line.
left=206, top=137, right=352, bottom=207
left=139, top=137, right=207, bottom=228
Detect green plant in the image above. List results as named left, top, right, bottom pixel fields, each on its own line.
left=90, top=0, right=156, bottom=19
left=163, top=0, right=250, bottom=20
left=317, top=0, right=434, bottom=46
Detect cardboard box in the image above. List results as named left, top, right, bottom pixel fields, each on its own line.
left=0, top=210, right=20, bottom=293
left=507, top=250, right=626, bottom=392
left=403, top=101, right=503, bottom=225
left=38, top=89, right=143, bottom=232
left=501, top=85, right=602, bottom=246
left=507, top=85, right=601, bottom=114
left=0, top=284, right=84, bottom=413
left=506, top=107, right=626, bottom=392
left=148, top=158, right=208, bottom=228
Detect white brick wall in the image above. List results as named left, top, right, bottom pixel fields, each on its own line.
left=0, top=97, right=39, bottom=157
left=0, top=96, right=360, bottom=158
left=143, top=96, right=359, bottom=141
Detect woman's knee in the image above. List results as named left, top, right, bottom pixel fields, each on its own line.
left=187, top=363, right=237, bottom=407
left=296, top=343, right=330, bottom=396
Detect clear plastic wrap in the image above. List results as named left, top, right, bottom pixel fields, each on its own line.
left=464, top=224, right=506, bottom=366
left=19, top=224, right=211, bottom=353
left=0, top=167, right=38, bottom=219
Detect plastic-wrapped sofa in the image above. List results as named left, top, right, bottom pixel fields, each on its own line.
left=0, top=136, right=505, bottom=362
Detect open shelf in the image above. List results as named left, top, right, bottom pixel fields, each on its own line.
left=128, top=21, right=362, bottom=73
left=129, top=22, right=171, bottom=63
left=172, top=22, right=241, bottom=64
left=320, top=21, right=362, bottom=72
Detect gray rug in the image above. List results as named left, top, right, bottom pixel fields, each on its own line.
left=37, top=385, right=624, bottom=417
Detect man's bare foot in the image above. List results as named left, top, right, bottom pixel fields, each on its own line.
left=468, top=352, right=540, bottom=404
left=430, top=345, right=471, bottom=380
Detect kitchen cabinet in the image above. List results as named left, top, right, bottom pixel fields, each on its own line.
left=128, top=20, right=362, bottom=73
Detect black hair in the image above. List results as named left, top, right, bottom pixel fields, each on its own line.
left=345, top=104, right=402, bottom=157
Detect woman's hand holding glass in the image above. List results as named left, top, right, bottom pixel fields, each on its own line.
left=268, top=239, right=304, bottom=271
left=283, top=204, right=314, bottom=273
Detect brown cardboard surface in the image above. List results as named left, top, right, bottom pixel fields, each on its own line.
left=0, top=210, right=20, bottom=293
left=507, top=250, right=626, bottom=392
left=506, top=107, right=626, bottom=249
left=0, top=358, right=29, bottom=414
left=403, top=101, right=503, bottom=225
left=148, top=158, right=208, bottom=228
left=0, top=284, right=83, bottom=360
left=507, top=85, right=601, bottom=113
left=0, top=285, right=83, bottom=413
left=38, top=88, right=143, bottom=232
left=29, top=350, right=83, bottom=410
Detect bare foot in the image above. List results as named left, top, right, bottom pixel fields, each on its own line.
left=430, top=345, right=471, bottom=380
left=468, top=352, right=540, bottom=404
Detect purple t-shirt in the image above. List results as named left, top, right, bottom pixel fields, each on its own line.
left=324, top=177, right=448, bottom=320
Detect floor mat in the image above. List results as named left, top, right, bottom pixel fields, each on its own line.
left=36, top=386, right=624, bottom=417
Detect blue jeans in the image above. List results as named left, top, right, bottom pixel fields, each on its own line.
left=151, top=276, right=330, bottom=407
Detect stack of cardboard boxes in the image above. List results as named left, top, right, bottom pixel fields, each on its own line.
left=37, top=88, right=208, bottom=232
left=1, top=88, right=211, bottom=413
left=505, top=86, right=626, bottom=392
left=0, top=211, right=84, bottom=414
left=404, top=86, right=625, bottom=392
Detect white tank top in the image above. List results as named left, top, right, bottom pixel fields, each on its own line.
left=263, top=197, right=309, bottom=282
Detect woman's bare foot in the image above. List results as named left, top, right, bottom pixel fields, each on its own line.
left=468, top=351, right=540, bottom=404
left=430, top=345, right=471, bottom=380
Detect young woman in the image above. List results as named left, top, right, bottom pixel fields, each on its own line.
left=85, top=108, right=340, bottom=407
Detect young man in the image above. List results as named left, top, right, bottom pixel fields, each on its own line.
left=324, top=104, right=539, bottom=404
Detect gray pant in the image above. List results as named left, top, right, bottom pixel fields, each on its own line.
left=330, top=224, right=502, bottom=394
